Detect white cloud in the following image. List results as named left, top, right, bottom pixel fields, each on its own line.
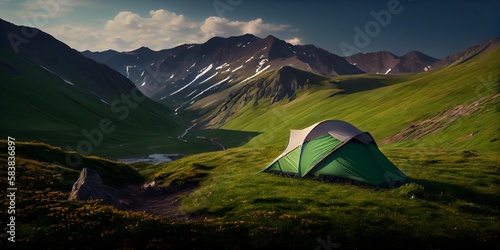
left=285, top=37, right=302, bottom=45
left=198, top=17, right=289, bottom=40
left=45, top=9, right=296, bottom=52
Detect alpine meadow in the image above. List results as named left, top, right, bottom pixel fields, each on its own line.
left=0, top=0, right=499, bottom=249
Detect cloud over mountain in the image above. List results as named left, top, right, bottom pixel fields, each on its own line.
left=46, top=9, right=294, bottom=52
left=285, top=37, right=302, bottom=45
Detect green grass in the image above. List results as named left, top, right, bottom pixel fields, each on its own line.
left=185, top=128, right=262, bottom=149
left=0, top=153, right=246, bottom=249
left=139, top=146, right=499, bottom=248
left=1, top=137, right=498, bottom=248
left=0, top=140, right=145, bottom=185
left=214, top=47, right=499, bottom=153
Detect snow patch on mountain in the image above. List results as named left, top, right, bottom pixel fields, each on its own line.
left=232, top=65, right=243, bottom=72
left=216, top=62, right=230, bottom=70
left=186, top=89, right=197, bottom=98
left=199, top=72, right=219, bottom=84
left=170, top=64, right=213, bottom=95
left=188, top=62, right=196, bottom=71
left=190, top=76, right=230, bottom=101
left=243, top=65, right=271, bottom=83
left=256, top=59, right=268, bottom=73
left=40, top=65, right=75, bottom=86
left=125, top=65, right=136, bottom=78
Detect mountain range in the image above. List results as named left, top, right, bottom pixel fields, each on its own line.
left=82, top=33, right=499, bottom=131
left=1, top=18, right=498, bottom=156
left=83, top=34, right=363, bottom=113
left=82, top=34, right=499, bottom=117
left=1, top=16, right=499, bottom=250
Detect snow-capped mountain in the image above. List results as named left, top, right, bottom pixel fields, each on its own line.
left=82, top=34, right=499, bottom=115
left=83, top=34, right=363, bottom=113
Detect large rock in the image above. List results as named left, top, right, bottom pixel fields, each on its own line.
left=68, top=168, right=119, bottom=206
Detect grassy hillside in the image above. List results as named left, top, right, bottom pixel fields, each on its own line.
left=0, top=140, right=145, bottom=185
left=2, top=140, right=498, bottom=248
left=215, top=47, right=499, bottom=152
left=0, top=47, right=219, bottom=157
left=0, top=141, right=246, bottom=249
left=139, top=146, right=499, bottom=248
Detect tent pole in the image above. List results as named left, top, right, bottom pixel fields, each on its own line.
left=277, top=161, right=284, bottom=176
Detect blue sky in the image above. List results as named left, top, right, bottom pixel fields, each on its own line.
left=0, top=0, right=498, bottom=58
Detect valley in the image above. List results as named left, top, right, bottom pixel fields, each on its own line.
left=0, top=16, right=499, bottom=249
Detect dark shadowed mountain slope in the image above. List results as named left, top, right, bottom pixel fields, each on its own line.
left=195, top=66, right=330, bottom=127
left=346, top=51, right=400, bottom=74
left=391, top=51, right=438, bottom=74
left=433, top=38, right=500, bottom=69
left=346, top=51, right=438, bottom=74
left=0, top=19, right=208, bottom=157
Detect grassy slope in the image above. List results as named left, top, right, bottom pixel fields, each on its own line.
left=141, top=147, right=499, bottom=248
left=146, top=48, right=499, bottom=246
left=4, top=140, right=496, bottom=248
left=220, top=47, right=499, bottom=152
left=129, top=47, right=499, bottom=248
left=0, top=140, right=145, bottom=185
left=0, top=141, right=248, bottom=249
left=0, top=48, right=217, bottom=157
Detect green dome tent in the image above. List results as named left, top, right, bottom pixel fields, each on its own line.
left=262, top=120, right=409, bottom=187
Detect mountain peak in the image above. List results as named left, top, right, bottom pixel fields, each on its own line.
left=227, top=33, right=259, bottom=43
left=400, top=50, right=437, bottom=61
left=393, top=51, right=438, bottom=73
left=205, top=36, right=225, bottom=44
left=240, top=33, right=258, bottom=39
left=127, top=46, right=154, bottom=54
left=402, top=50, right=436, bottom=59
left=265, top=35, right=279, bottom=40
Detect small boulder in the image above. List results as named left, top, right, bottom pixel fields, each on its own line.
left=68, top=168, right=119, bottom=206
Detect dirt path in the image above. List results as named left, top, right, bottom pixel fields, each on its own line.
left=115, top=183, right=198, bottom=218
